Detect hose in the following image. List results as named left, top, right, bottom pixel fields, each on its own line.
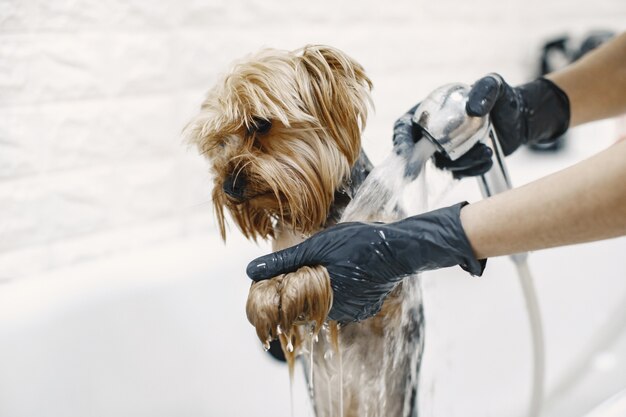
left=479, top=128, right=546, bottom=417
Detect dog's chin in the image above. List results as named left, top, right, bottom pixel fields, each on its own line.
left=233, top=194, right=303, bottom=226
left=223, top=194, right=251, bottom=206
left=216, top=185, right=333, bottom=241
left=222, top=190, right=277, bottom=209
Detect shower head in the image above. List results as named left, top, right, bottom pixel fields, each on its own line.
left=411, top=81, right=513, bottom=196
left=411, top=83, right=489, bottom=161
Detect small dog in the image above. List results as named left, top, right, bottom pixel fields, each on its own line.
left=186, top=45, right=424, bottom=417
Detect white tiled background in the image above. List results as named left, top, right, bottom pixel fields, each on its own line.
left=0, top=1, right=625, bottom=417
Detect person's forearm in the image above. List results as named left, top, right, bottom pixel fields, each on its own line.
left=547, top=32, right=626, bottom=127
left=460, top=140, right=626, bottom=259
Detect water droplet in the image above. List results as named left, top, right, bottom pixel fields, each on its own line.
left=287, top=339, right=294, bottom=352
left=263, top=341, right=270, bottom=351
left=276, top=325, right=282, bottom=335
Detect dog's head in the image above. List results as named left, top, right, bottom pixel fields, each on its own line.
left=185, top=45, right=372, bottom=240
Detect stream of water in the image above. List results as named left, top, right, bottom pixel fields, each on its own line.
left=296, top=137, right=449, bottom=417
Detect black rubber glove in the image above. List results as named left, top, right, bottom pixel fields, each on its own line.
left=399, top=75, right=570, bottom=178
left=466, top=74, right=570, bottom=156
left=432, top=143, right=494, bottom=179
left=247, top=203, right=485, bottom=323
left=392, top=103, right=420, bottom=154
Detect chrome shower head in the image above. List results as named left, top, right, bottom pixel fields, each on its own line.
left=411, top=83, right=489, bottom=161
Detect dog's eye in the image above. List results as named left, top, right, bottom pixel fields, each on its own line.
left=249, top=117, right=272, bottom=136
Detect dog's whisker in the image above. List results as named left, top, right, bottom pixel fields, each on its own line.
left=229, top=152, right=256, bottom=162
left=232, top=160, right=253, bottom=184
left=183, top=200, right=214, bottom=210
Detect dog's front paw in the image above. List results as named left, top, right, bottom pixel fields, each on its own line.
left=245, top=265, right=333, bottom=365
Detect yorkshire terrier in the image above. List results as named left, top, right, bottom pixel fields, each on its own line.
left=185, top=45, right=425, bottom=417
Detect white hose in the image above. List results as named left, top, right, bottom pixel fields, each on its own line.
left=512, top=255, right=545, bottom=417
left=479, top=128, right=546, bottom=417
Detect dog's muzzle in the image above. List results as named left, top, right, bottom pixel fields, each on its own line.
left=223, top=173, right=247, bottom=201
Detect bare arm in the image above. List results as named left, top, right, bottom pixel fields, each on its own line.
left=461, top=33, right=626, bottom=259
left=461, top=137, right=626, bottom=259
left=547, top=32, right=626, bottom=127
left=248, top=33, right=626, bottom=309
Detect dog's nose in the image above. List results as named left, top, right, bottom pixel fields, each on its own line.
left=223, top=173, right=247, bottom=201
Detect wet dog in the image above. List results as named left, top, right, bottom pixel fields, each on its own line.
left=185, top=45, right=424, bottom=417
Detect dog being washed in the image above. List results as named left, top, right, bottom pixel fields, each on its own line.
left=184, top=45, right=477, bottom=417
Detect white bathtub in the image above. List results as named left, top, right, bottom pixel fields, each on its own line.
left=0, top=234, right=316, bottom=417
left=0, top=121, right=624, bottom=417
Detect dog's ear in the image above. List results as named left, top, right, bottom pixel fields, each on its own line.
left=297, top=45, right=373, bottom=165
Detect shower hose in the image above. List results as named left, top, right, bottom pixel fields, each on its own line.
left=477, top=128, right=545, bottom=417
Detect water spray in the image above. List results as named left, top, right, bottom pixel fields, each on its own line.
left=412, top=83, right=545, bottom=417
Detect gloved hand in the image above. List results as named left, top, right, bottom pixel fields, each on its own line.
left=392, top=103, right=420, bottom=153
left=247, top=203, right=485, bottom=323
left=396, top=74, right=570, bottom=178
left=466, top=73, right=570, bottom=156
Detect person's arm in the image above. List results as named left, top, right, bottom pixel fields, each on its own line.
left=461, top=139, right=626, bottom=259
left=436, top=32, right=626, bottom=175
left=547, top=32, right=626, bottom=127
left=460, top=32, right=626, bottom=258
left=246, top=33, right=626, bottom=323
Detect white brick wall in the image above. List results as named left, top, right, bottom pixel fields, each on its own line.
left=0, top=0, right=624, bottom=280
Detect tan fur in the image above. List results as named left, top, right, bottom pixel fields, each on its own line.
left=185, top=44, right=371, bottom=369
left=185, top=45, right=372, bottom=240
left=245, top=265, right=333, bottom=369
left=187, top=45, right=422, bottom=417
